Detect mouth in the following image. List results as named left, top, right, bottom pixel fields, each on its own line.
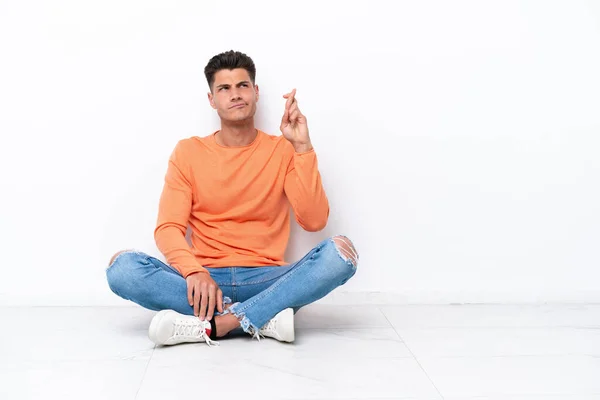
left=230, top=103, right=246, bottom=109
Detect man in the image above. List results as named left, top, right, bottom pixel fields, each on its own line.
left=106, top=50, right=358, bottom=347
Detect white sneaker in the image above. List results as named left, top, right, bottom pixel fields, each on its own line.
left=148, top=310, right=219, bottom=347
left=257, top=308, right=295, bottom=342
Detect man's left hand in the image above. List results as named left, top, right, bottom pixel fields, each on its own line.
left=280, top=88, right=313, bottom=153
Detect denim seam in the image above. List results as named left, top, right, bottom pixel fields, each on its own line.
left=235, top=244, right=323, bottom=286
left=236, top=272, right=291, bottom=286
left=230, top=248, right=317, bottom=315
left=146, top=256, right=181, bottom=276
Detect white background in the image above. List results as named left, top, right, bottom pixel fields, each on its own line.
left=1, top=0, right=599, bottom=305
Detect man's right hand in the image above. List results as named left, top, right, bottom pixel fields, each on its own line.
left=186, top=272, right=223, bottom=321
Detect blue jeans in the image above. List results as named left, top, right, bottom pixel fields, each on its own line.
left=106, top=236, right=357, bottom=335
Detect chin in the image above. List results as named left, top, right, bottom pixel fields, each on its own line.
left=223, top=115, right=252, bottom=124
left=233, top=112, right=255, bottom=121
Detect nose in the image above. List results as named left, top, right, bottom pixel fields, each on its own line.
left=230, top=87, right=242, bottom=101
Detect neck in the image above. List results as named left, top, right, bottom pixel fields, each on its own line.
left=216, top=119, right=257, bottom=147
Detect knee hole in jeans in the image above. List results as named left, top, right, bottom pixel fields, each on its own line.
left=331, top=235, right=359, bottom=268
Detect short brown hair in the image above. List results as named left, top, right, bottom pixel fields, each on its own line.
left=204, top=50, right=256, bottom=91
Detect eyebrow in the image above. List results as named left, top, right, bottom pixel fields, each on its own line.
left=215, top=81, right=251, bottom=89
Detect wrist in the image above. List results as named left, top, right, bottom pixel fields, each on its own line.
left=185, top=268, right=208, bottom=279
left=292, top=141, right=313, bottom=153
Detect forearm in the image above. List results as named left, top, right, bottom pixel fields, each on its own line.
left=285, top=148, right=330, bottom=231
left=154, top=224, right=208, bottom=278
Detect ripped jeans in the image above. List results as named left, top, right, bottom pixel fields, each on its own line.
left=106, top=236, right=358, bottom=337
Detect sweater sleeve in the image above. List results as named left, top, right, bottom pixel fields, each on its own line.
left=154, top=140, right=208, bottom=278
left=283, top=148, right=330, bottom=232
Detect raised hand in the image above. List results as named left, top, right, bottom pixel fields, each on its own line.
left=280, top=89, right=313, bottom=152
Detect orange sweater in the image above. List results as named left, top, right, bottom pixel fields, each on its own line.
left=154, top=129, right=329, bottom=278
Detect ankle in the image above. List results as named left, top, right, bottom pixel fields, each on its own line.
left=214, top=314, right=240, bottom=338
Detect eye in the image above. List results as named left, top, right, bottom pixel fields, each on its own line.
left=219, top=87, right=228, bottom=91
left=241, top=83, right=248, bottom=87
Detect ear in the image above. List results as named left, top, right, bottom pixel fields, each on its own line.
left=254, top=84, right=260, bottom=102
left=207, top=92, right=216, bottom=109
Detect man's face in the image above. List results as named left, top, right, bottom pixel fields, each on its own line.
left=208, top=68, right=259, bottom=123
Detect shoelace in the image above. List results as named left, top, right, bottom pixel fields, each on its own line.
left=261, top=318, right=277, bottom=333
left=173, top=319, right=219, bottom=347
left=246, top=321, right=272, bottom=341
left=248, top=326, right=265, bottom=341
left=249, top=318, right=277, bottom=341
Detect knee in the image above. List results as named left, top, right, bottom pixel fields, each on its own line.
left=319, top=235, right=358, bottom=284
left=331, top=235, right=359, bottom=268
left=108, top=249, right=135, bottom=267
left=106, top=250, right=146, bottom=298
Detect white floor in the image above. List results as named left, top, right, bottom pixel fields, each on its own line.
left=1, top=305, right=600, bottom=400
